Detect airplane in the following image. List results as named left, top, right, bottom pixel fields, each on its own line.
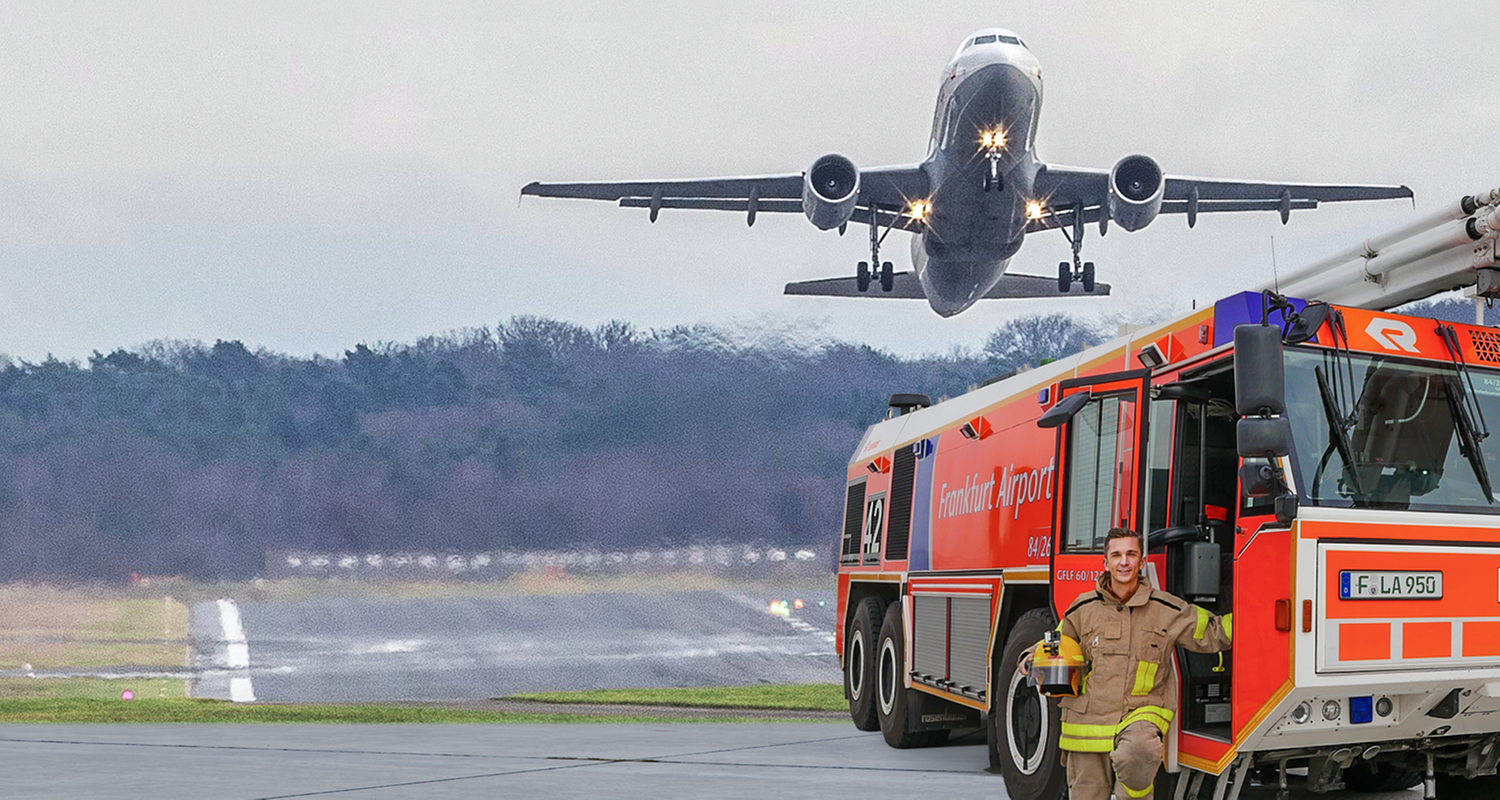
left=521, top=27, right=1413, bottom=317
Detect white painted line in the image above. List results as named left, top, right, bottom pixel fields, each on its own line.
left=216, top=598, right=255, bottom=703
left=229, top=676, right=256, bottom=703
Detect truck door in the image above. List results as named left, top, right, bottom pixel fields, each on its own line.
left=1047, top=371, right=1149, bottom=616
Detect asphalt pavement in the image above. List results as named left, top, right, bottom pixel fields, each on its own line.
left=189, top=587, right=840, bottom=702
left=0, top=724, right=1427, bottom=800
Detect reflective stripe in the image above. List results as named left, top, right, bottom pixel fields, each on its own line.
left=1123, top=781, right=1154, bottom=798
left=1194, top=605, right=1211, bottom=639
left=1121, top=705, right=1175, bottom=734
left=1059, top=735, right=1114, bottom=753
left=1061, top=722, right=1118, bottom=738
left=1132, top=661, right=1159, bottom=695
left=1223, top=613, right=1234, bottom=642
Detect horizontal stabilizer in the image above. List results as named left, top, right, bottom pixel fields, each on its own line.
left=783, top=270, right=1110, bottom=299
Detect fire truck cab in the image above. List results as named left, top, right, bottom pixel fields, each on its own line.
left=836, top=287, right=1500, bottom=798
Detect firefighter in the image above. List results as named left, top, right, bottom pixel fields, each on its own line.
left=1020, top=527, right=1232, bottom=800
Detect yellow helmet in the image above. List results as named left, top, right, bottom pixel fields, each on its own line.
left=1030, top=630, right=1085, bottom=697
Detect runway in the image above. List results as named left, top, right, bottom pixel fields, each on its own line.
left=0, top=724, right=1426, bottom=800
left=189, top=586, right=840, bottom=702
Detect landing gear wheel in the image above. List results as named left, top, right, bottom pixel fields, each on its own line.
left=1082, top=261, right=1096, bottom=293
left=856, top=261, right=871, bottom=293
left=880, top=262, right=894, bottom=293
left=1057, top=262, right=1072, bottom=293
left=983, top=173, right=992, bottom=192
left=993, top=608, right=1067, bottom=800
left=846, top=597, right=885, bottom=731
left=876, top=603, right=948, bottom=748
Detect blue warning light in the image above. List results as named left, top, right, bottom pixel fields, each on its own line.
left=1350, top=696, right=1373, bottom=724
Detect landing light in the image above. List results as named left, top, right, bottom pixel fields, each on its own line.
left=908, top=200, right=931, bottom=221
left=1025, top=200, right=1046, bottom=220
left=981, top=129, right=1007, bottom=150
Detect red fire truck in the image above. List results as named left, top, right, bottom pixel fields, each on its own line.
left=835, top=191, right=1500, bottom=798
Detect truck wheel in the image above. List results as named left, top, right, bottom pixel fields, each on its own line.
left=992, top=608, right=1066, bottom=800
left=875, top=602, right=947, bottom=748
left=847, top=596, right=885, bottom=731
left=1344, top=761, right=1422, bottom=792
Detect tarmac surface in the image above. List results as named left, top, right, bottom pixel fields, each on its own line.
left=190, top=587, right=840, bottom=702
left=0, top=723, right=1427, bottom=800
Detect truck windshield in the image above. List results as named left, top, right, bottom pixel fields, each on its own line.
left=1284, top=347, right=1500, bottom=512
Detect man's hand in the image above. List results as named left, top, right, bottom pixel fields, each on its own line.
left=1017, top=650, right=1034, bottom=677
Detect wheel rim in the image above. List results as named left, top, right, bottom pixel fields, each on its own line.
left=1005, top=667, right=1048, bottom=774
left=877, top=636, right=898, bottom=716
left=849, top=630, right=866, bottom=701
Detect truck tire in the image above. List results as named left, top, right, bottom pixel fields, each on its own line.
left=875, top=602, right=948, bottom=748
left=846, top=596, right=885, bottom=731
left=1344, top=761, right=1422, bottom=792
left=992, top=607, right=1067, bottom=800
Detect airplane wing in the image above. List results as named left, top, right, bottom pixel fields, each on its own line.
left=783, top=270, right=1110, bottom=299
left=521, top=165, right=931, bottom=227
left=1034, top=164, right=1412, bottom=222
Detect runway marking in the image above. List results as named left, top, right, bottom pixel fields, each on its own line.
left=217, top=598, right=256, bottom=703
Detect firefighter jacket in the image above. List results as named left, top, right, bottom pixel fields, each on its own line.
left=1055, top=573, right=1233, bottom=753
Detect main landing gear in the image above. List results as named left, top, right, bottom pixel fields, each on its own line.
left=858, top=205, right=896, bottom=293
left=857, top=261, right=893, bottom=293
left=1056, top=201, right=1097, bottom=294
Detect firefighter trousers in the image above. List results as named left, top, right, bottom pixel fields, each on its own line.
left=1065, top=720, right=1164, bottom=800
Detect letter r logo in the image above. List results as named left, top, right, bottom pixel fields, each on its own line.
left=1365, top=318, right=1420, bottom=353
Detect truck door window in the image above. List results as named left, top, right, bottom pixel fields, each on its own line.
left=1144, top=398, right=1175, bottom=535
left=1063, top=393, right=1137, bottom=551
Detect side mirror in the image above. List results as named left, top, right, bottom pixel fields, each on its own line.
left=1037, top=390, right=1092, bottom=429
left=1238, top=416, right=1292, bottom=459
left=1234, top=324, right=1286, bottom=416
left=1239, top=462, right=1277, bottom=498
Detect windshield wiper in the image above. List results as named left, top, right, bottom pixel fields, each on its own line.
left=1436, top=324, right=1493, bottom=503
left=1314, top=365, right=1364, bottom=496
left=1443, top=373, right=1494, bottom=503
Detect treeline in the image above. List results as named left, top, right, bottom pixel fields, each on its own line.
left=0, top=314, right=1103, bottom=580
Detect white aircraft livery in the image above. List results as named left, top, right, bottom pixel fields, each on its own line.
left=522, top=28, right=1413, bottom=317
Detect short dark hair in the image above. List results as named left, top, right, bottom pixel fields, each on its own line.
left=1104, top=527, right=1142, bottom=551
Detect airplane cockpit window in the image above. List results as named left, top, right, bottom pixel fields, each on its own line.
left=971, top=34, right=997, bottom=46
left=998, top=34, right=1020, bottom=45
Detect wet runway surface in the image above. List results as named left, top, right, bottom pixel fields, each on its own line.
left=0, top=724, right=1425, bottom=800
left=190, top=587, right=839, bottom=702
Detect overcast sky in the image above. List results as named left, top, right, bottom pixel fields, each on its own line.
left=0, top=1, right=1493, bottom=361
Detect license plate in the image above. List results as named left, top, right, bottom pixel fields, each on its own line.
left=1339, top=570, right=1442, bottom=599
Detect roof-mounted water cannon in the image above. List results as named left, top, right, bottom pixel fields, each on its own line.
left=1259, top=186, right=1500, bottom=310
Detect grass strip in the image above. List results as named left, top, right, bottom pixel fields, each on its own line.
left=0, top=677, right=187, bottom=701
left=503, top=683, right=846, bottom=711
left=0, top=698, right=828, bottom=724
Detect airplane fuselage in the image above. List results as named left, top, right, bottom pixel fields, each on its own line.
left=912, top=29, right=1045, bottom=316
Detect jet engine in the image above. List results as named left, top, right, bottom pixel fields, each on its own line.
left=1107, top=154, right=1164, bottom=232
left=802, top=154, right=861, bottom=230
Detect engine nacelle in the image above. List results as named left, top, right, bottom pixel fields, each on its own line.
left=802, top=154, right=861, bottom=230
left=1107, top=154, right=1165, bottom=232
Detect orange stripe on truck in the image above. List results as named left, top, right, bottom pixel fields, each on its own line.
left=1464, top=621, right=1500, bottom=658
left=1402, top=621, right=1451, bottom=659
left=1339, top=622, right=1391, bottom=661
